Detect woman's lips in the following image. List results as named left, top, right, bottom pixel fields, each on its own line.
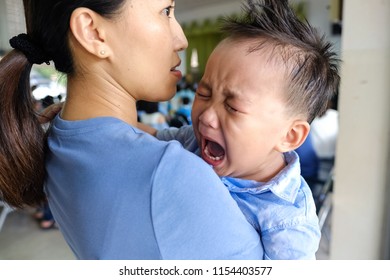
left=170, top=69, right=182, bottom=80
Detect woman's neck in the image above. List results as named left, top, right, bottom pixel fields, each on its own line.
left=61, top=77, right=138, bottom=126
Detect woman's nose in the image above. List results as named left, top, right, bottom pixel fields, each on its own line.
left=173, top=19, right=188, bottom=51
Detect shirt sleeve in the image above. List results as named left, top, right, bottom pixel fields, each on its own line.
left=155, top=127, right=180, bottom=142
left=261, top=205, right=321, bottom=260
left=156, top=125, right=199, bottom=153
left=151, top=142, right=264, bottom=259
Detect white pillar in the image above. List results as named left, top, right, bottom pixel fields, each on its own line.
left=331, top=0, right=390, bottom=259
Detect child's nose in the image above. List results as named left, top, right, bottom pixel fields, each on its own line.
left=199, top=106, right=219, bottom=129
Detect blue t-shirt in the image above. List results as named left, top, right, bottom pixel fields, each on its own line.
left=156, top=125, right=321, bottom=260
left=45, top=116, right=263, bottom=259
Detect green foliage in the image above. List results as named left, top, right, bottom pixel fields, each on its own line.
left=291, top=1, right=307, bottom=22
left=182, top=18, right=224, bottom=79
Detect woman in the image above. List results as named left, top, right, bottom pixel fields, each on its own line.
left=0, top=0, right=262, bottom=259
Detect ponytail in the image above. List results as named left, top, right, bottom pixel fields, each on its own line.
left=0, top=50, right=46, bottom=208
left=0, top=0, right=130, bottom=208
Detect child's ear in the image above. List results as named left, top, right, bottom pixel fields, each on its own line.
left=69, top=8, right=110, bottom=58
left=276, top=120, right=310, bottom=152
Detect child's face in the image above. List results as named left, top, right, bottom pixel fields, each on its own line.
left=192, top=40, right=293, bottom=182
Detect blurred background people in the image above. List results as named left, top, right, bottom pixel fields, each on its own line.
left=136, top=100, right=169, bottom=130
left=296, top=95, right=339, bottom=209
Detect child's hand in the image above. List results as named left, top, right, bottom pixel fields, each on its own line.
left=137, top=122, right=158, bottom=137
left=37, top=102, right=63, bottom=124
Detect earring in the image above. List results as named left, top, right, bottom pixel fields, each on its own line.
left=99, top=50, right=106, bottom=56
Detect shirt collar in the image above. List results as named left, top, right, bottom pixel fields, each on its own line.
left=221, top=151, right=302, bottom=203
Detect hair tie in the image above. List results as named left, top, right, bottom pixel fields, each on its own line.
left=9, top=33, right=51, bottom=65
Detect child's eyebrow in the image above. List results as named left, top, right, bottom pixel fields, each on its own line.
left=224, top=88, right=242, bottom=99
left=198, top=80, right=212, bottom=91
left=224, top=89, right=253, bottom=105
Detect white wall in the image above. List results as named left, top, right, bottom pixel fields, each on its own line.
left=0, top=0, right=26, bottom=52
left=0, top=0, right=9, bottom=51
left=331, top=0, right=390, bottom=259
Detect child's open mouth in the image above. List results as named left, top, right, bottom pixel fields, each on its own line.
left=202, top=139, right=225, bottom=166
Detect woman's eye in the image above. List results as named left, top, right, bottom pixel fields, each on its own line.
left=163, top=6, right=173, bottom=17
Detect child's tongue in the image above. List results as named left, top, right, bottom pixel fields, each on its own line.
left=207, top=140, right=225, bottom=158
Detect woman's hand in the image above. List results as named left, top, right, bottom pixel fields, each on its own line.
left=37, top=103, right=63, bottom=124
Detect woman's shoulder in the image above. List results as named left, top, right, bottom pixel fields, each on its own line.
left=150, top=143, right=264, bottom=259
left=151, top=139, right=213, bottom=186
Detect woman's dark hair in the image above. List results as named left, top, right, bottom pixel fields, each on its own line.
left=221, top=0, right=341, bottom=123
left=0, top=0, right=126, bottom=208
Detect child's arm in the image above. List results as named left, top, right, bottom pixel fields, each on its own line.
left=37, top=102, right=63, bottom=124
left=259, top=188, right=321, bottom=260
left=137, top=122, right=158, bottom=137
left=138, top=123, right=199, bottom=155
left=262, top=219, right=321, bottom=260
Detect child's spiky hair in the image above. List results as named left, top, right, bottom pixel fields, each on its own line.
left=221, top=0, right=340, bottom=122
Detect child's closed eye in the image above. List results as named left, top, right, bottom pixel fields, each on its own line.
left=224, top=103, right=238, bottom=113
left=196, top=91, right=210, bottom=99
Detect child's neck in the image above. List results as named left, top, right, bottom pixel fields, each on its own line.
left=256, top=152, right=286, bottom=182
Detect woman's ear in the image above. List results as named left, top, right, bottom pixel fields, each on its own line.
left=276, top=120, right=310, bottom=152
left=69, top=8, right=109, bottom=58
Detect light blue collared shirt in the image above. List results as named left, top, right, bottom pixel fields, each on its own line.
left=157, top=125, right=321, bottom=260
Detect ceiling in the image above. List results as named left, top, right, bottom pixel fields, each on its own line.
left=175, top=0, right=231, bottom=14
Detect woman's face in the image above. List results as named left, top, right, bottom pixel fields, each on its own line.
left=106, top=0, right=188, bottom=102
